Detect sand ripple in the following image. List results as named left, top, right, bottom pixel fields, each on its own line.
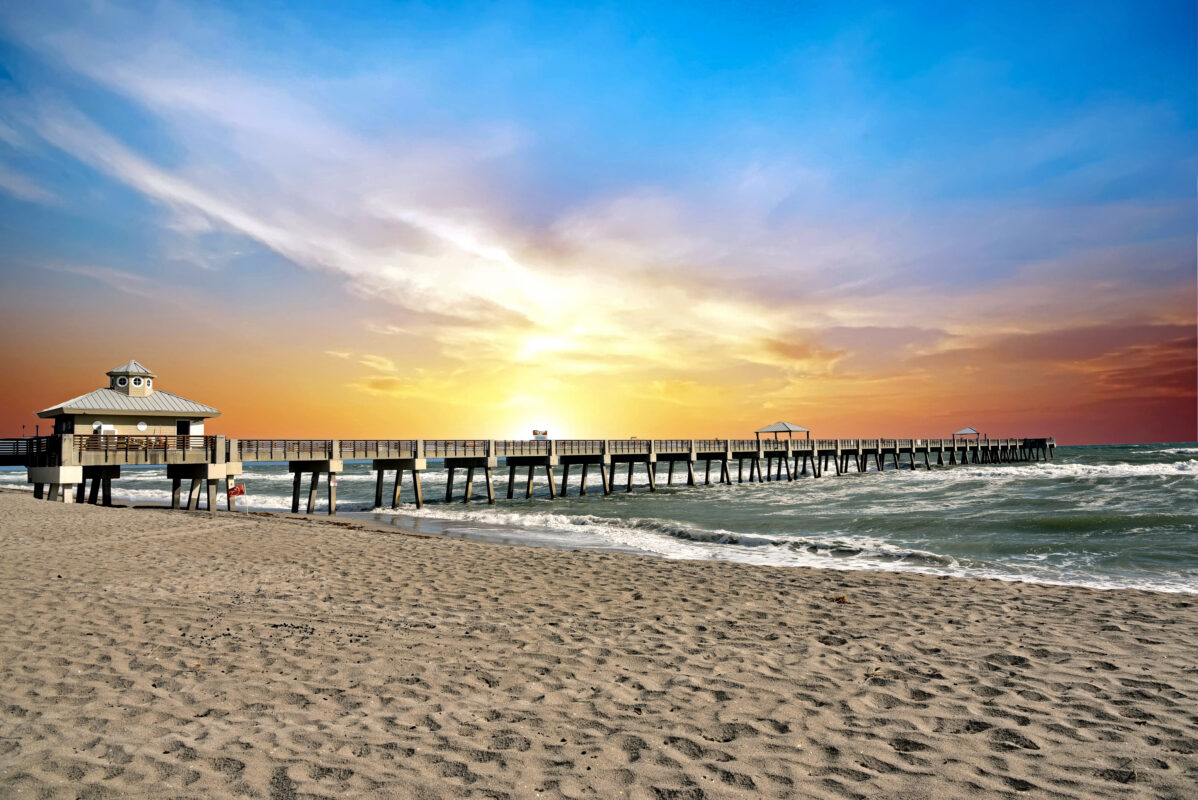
left=0, top=491, right=1195, bottom=799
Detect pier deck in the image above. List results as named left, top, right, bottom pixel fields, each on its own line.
left=2, top=434, right=1054, bottom=514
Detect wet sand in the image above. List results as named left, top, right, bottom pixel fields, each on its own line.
left=0, top=490, right=1195, bottom=799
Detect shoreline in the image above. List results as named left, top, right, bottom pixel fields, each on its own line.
left=2, top=485, right=1194, bottom=596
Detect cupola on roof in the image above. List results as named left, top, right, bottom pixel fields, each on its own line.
left=106, top=359, right=157, bottom=378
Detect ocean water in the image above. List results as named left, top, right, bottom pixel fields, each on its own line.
left=3, top=443, right=1195, bottom=593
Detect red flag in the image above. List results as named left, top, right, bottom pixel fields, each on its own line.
left=228, top=484, right=246, bottom=497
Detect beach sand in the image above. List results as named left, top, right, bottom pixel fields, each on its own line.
left=0, top=490, right=1194, bottom=799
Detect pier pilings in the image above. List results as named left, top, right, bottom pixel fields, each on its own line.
left=9, top=434, right=1056, bottom=516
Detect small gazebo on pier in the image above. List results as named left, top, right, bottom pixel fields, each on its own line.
left=755, top=421, right=810, bottom=441
left=952, top=426, right=983, bottom=444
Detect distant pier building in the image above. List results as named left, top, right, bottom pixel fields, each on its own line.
left=37, top=360, right=219, bottom=437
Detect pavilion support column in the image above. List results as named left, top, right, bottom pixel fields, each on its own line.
left=686, top=460, right=696, bottom=486
left=101, top=477, right=113, bottom=507
left=60, top=484, right=74, bottom=503
left=291, top=473, right=302, bottom=513
left=526, top=466, right=535, bottom=499
left=580, top=463, right=589, bottom=495
left=33, top=483, right=44, bottom=500
left=561, top=464, right=570, bottom=497
left=507, top=464, right=517, bottom=499
left=75, top=482, right=86, bottom=503
left=783, top=454, right=792, bottom=481
left=188, top=478, right=201, bottom=511
left=485, top=467, right=495, bottom=504
left=412, top=471, right=424, bottom=509
left=47, top=484, right=59, bottom=502
left=306, top=472, right=320, bottom=514
left=392, top=469, right=404, bottom=509
left=226, top=476, right=237, bottom=511
left=90, top=478, right=102, bottom=505
left=463, top=467, right=475, bottom=504
left=206, top=479, right=218, bottom=515
left=599, top=462, right=611, bottom=495
left=445, top=467, right=456, bottom=503
left=545, top=465, right=557, bottom=499
left=374, top=470, right=385, bottom=509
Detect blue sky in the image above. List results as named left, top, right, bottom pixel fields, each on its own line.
left=0, top=1, right=1194, bottom=441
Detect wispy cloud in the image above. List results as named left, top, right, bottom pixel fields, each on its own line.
left=0, top=163, right=57, bottom=205
left=43, top=264, right=155, bottom=298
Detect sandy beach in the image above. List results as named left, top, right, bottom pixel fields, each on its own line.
left=0, top=490, right=1194, bottom=799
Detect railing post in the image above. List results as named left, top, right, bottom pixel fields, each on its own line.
left=487, top=440, right=495, bottom=457
left=60, top=434, right=75, bottom=466
left=330, top=439, right=340, bottom=460
left=214, top=435, right=226, bottom=464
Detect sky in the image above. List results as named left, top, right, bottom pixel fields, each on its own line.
left=0, top=0, right=1193, bottom=444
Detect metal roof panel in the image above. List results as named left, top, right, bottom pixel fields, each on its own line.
left=38, top=388, right=219, bottom=417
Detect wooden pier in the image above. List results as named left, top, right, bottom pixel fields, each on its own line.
left=1, top=434, right=1055, bottom=514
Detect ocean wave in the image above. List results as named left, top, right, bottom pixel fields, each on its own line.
left=884, top=459, right=1198, bottom=481
left=385, top=506, right=959, bottom=568
left=368, top=504, right=1198, bottom=593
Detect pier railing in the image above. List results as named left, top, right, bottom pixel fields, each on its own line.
left=237, top=439, right=334, bottom=462
left=424, top=440, right=490, bottom=458
left=556, top=439, right=606, bottom=455
left=0, top=435, right=58, bottom=467
left=607, top=440, right=651, bottom=454
left=495, top=440, right=549, bottom=457
left=340, top=439, right=419, bottom=460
